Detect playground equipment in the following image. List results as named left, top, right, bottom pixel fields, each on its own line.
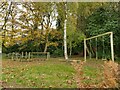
left=7, top=52, right=50, bottom=61
left=84, top=32, right=114, bottom=61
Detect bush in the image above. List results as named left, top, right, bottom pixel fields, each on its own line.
left=52, top=48, right=63, bottom=57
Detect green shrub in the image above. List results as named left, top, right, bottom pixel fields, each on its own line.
left=52, top=48, right=63, bottom=57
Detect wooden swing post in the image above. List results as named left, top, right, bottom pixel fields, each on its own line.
left=84, top=32, right=114, bottom=61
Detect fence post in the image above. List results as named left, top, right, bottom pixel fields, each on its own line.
left=21, top=52, right=24, bottom=61
left=25, top=52, right=27, bottom=61
left=47, top=52, right=50, bottom=60
left=15, top=53, right=18, bottom=61
left=22, top=52, right=23, bottom=58
left=11, top=52, right=14, bottom=60
left=28, top=52, right=30, bottom=61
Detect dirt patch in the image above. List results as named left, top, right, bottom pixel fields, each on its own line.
left=71, top=60, right=85, bottom=88
left=2, top=60, right=44, bottom=68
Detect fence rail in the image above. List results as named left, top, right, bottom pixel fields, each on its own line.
left=5, top=52, right=50, bottom=61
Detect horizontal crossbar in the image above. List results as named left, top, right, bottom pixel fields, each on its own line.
left=85, top=32, right=112, bottom=40
left=31, top=52, right=49, bottom=54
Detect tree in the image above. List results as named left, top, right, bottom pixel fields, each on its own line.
left=0, top=2, right=23, bottom=47
left=66, top=2, right=85, bottom=57
left=86, top=2, right=120, bottom=57
left=57, top=2, right=68, bottom=59
left=64, top=2, right=68, bottom=59
left=25, top=2, right=57, bottom=52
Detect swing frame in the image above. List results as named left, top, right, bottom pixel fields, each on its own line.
left=84, top=32, right=114, bottom=61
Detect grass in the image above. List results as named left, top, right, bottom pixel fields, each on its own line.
left=115, top=57, right=120, bottom=64
left=2, top=59, right=77, bottom=88
left=81, top=59, right=104, bottom=86
left=1, top=56, right=119, bottom=88
left=82, top=66, right=104, bottom=85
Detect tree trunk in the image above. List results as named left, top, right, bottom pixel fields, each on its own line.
left=69, top=41, right=72, bottom=57
left=44, top=43, right=48, bottom=52
left=44, top=36, right=48, bottom=52
left=64, top=3, right=68, bottom=60
left=89, top=43, right=94, bottom=56
left=86, top=45, right=90, bottom=56
left=64, top=19, right=68, bottom=60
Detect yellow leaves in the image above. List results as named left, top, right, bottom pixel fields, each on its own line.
left=14, top=36, right=21, bottom=42
left=33, top=30, right=40, bottom=37
left=34, top=17, right=39, bottom=22
left=102, top=61, right=118, bottom=88
left=21, top=37, right=28, bottom=43
left=47, top=42, right=58, bottom=47
left=50, top=30, right=62, bottom=39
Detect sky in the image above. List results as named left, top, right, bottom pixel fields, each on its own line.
left=17, top=3, right=57, bottom=29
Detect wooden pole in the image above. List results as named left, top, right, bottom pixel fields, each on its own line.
left=28, top=52, right=30, bottom=59
left=110, top=32, right=114, bottom=61
left=12, top=52, right=14, bottom=60
left=85, top=32, right=112, bottom=40
left=85, top=32, right=114, bottom=61
left=25, top=52, right=27, bottom=59
left=22, top=52, right=23, bottom=59
left=47, top=52, right=50, bottom=60
left=15, top=53, right=18, bottom=61
left=28, top=52, right=30, bottom=61
left=84, top=39, right=86, bottom=61
left=47, top=52, right=48, bottom=60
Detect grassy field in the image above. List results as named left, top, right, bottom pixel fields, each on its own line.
left=81, top=60, right=104, bottom=87
left=1, top=57, right=119, bottom=88
left=2, top=59, right=77, bottom=88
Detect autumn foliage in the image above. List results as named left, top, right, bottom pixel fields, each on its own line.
left=100, top=61, right=119, bottom=88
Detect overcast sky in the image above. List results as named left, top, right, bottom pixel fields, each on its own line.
left=17, top=3, right=57, bottom=29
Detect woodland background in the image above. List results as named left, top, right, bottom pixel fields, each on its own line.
left=0, top=2, right=120, bottom=59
